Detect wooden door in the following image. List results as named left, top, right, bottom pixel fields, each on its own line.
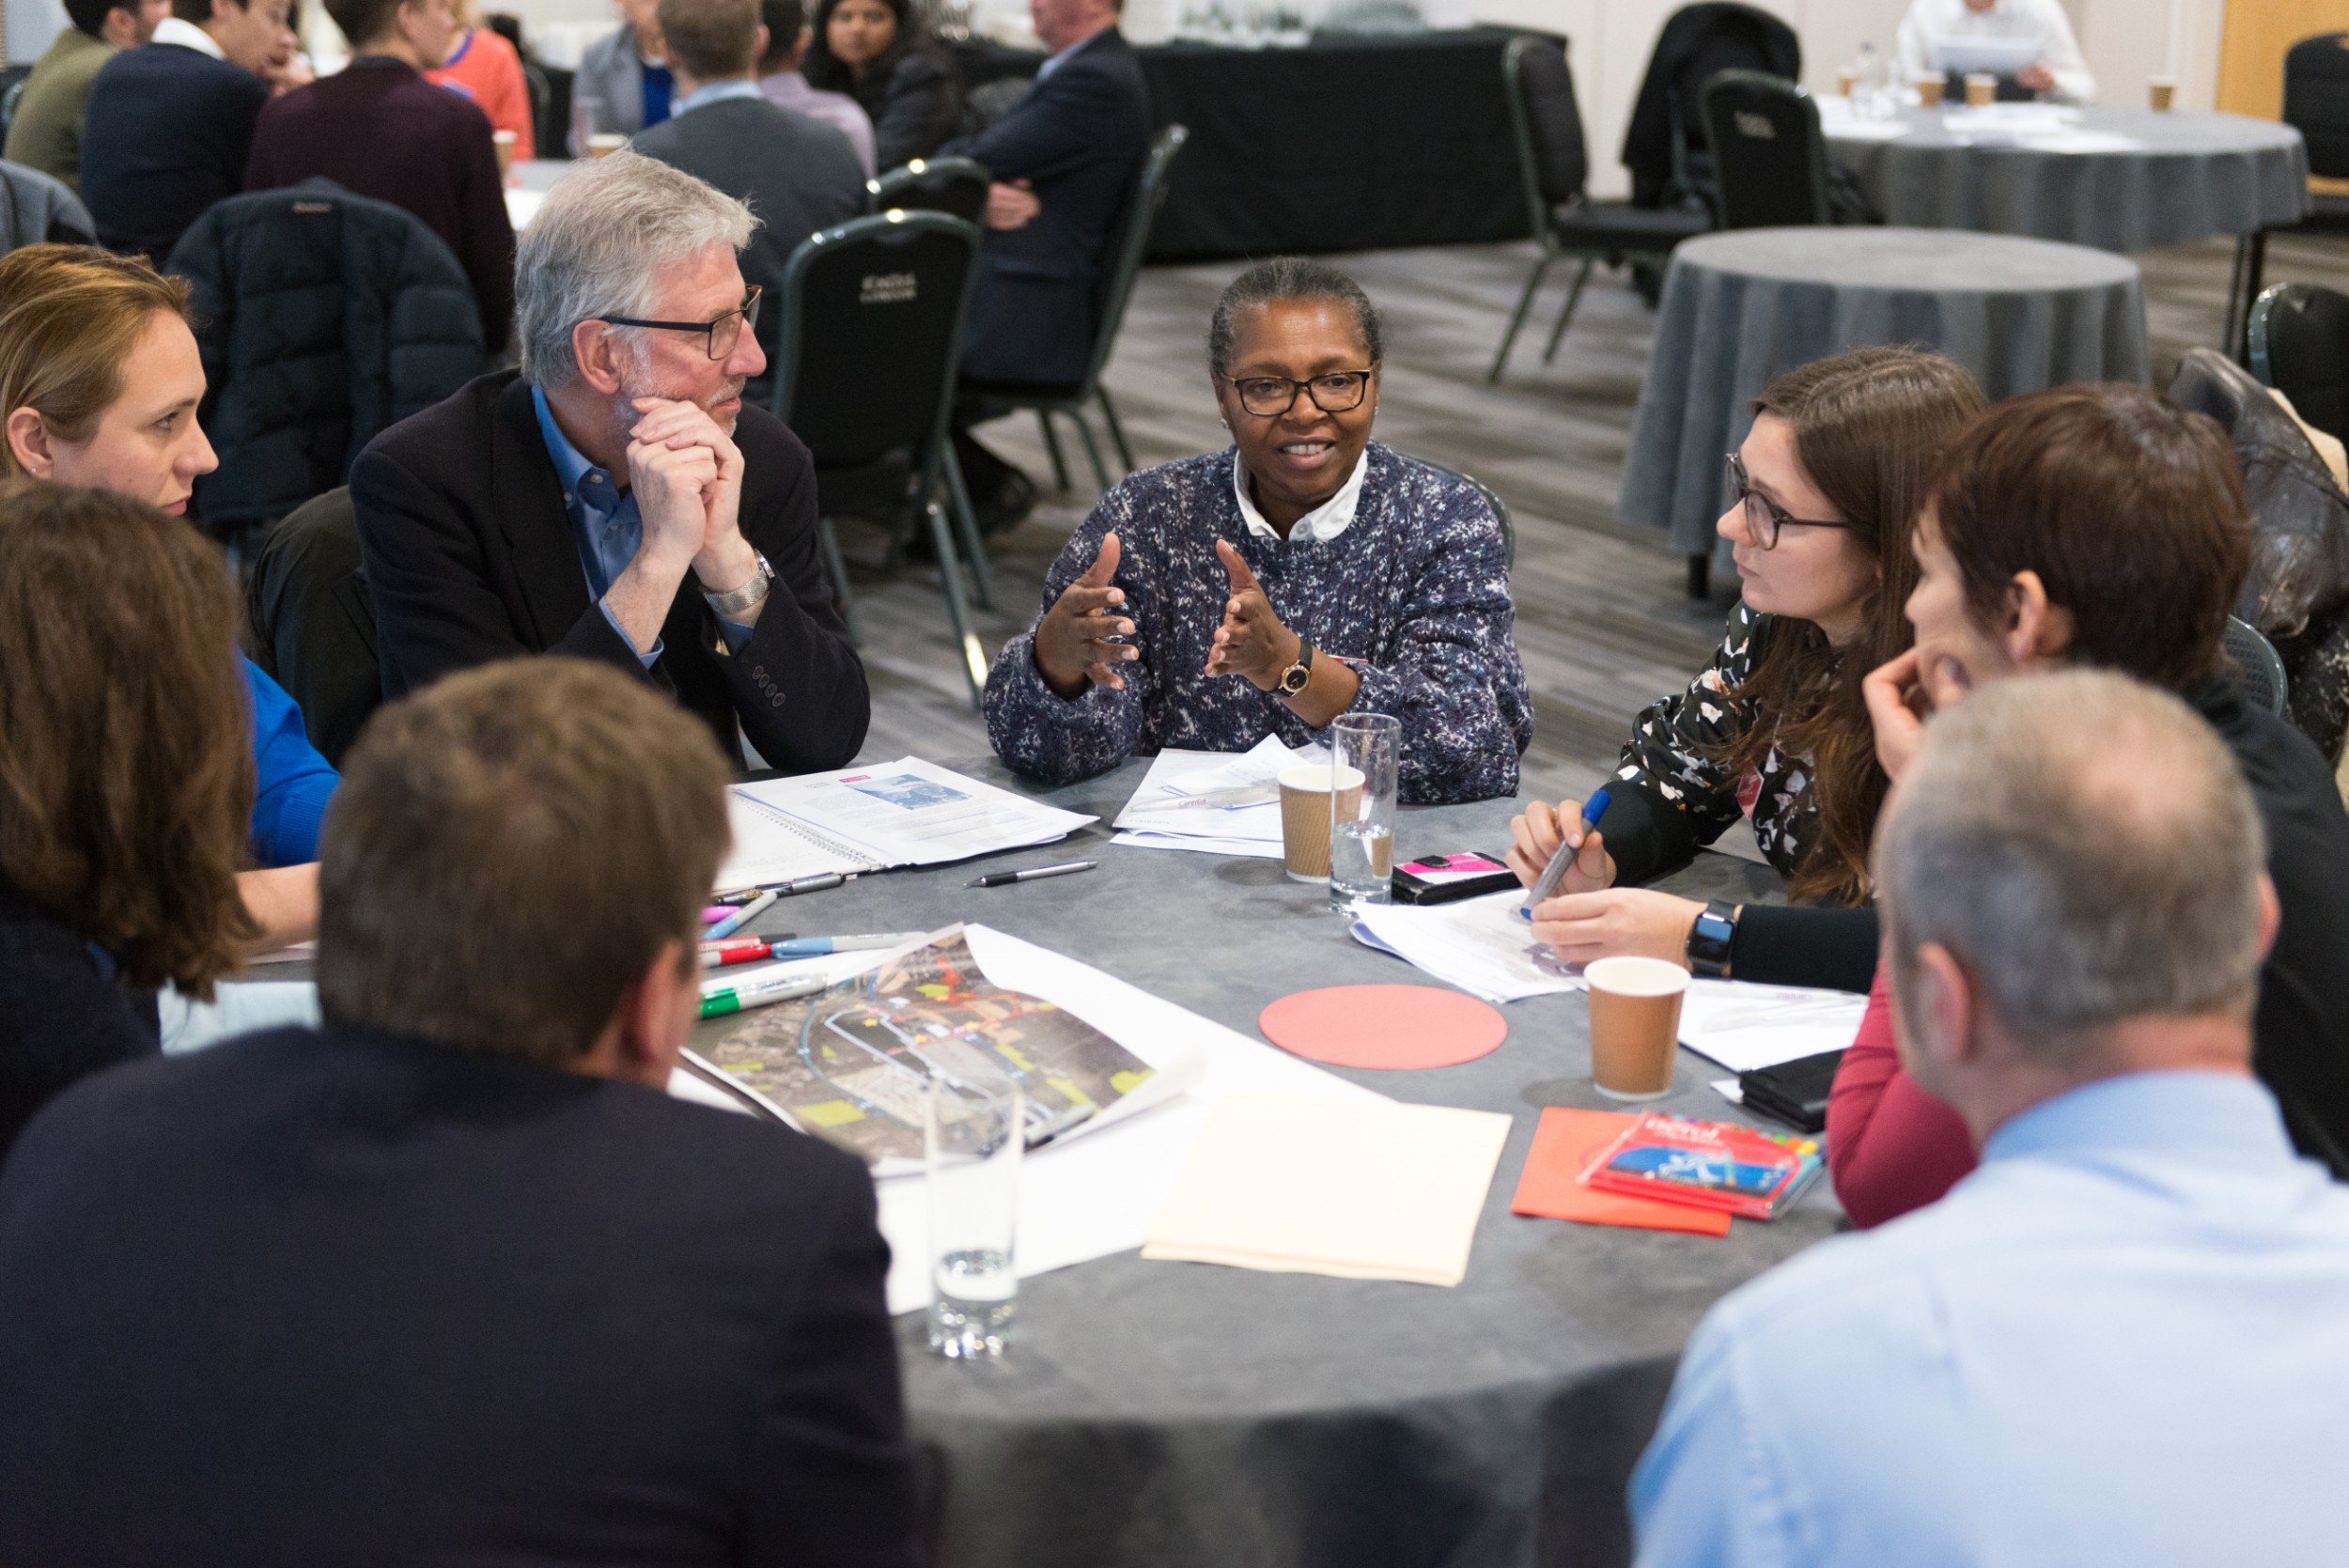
left=2220, top=0, right=2349, bottom=121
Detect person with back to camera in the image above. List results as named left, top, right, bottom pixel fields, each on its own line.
left=0, top=485, right=260, bottom=1165
left=1507, top=346, right=1985, bottom=991
left=1827, top=382, right=2349, bottom=1225
left=799, top=0, right=960, bottom=168
left=756, top=0, right=877, bottom=177
left=984, top=256, right=1532, bottom=804
left=5, top=0, right=168, bottom=189
left=1631, top=668, right=2349, bottom=1567
left=0, top=658, right=920, bottom=1566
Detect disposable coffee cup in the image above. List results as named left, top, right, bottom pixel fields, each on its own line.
left=1584, top=955, right=1688, bottom=1102
left=2148, top=76, right=2177, bottom=112
left=1836, top=68, right=1856, bottom=98
left=1964, top=72, right=1997, bottom=108
left=492, top=129, right=518, bottom=174
left=1915, top=75, right=1944, bottom=107
left=1278, top=762, right=1362, bottom=884
left=586, top=132, right=628, bottom=159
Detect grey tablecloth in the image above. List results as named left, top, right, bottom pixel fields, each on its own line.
left=1619, top=226, right=2149, bottom=557
left=1826, top=107, right=2309, bottom=253
left=688, top=755, right=1831, bottom=1568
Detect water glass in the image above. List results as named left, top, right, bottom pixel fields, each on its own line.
left=926, top=1064, right=1021, bottom=1359
left=1329, top=712, right=1400, bottom=912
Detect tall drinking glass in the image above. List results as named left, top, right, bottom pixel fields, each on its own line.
left=926, top=1063, right=1021, bottom=1359
left=1330, top=712, right=1399, bottom=912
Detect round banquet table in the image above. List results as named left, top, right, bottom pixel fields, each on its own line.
left=1618, top=225, right=2149, bottom=559
left=686, top=754, right=1836, bottom=1568
left=1823, top=105, right=2310, bottom=254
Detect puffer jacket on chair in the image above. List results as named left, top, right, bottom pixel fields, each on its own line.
left=167, top=179, right=485, bottom=530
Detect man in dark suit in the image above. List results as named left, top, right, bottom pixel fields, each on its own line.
left=0, top=657, right=921, bottom=1568
left=941, top=0, right=1149, bottom=523
left=242, top=0, right=517, bottom=350
left=631, top=0, right=865, bottom=403
left=80, top=0, right=286, bottom=259
left=350, top=150, right=869, bottom=772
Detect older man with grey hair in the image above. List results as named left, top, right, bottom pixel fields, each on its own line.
left=351, top=149, right=866, bottom=771
left=1630, top=668, right=2349, bottom=1568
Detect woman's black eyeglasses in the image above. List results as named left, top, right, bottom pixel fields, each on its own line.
left=596, top=286, right=763, bottom=361
left=1220, top=369, right=1375, bottom=418
left=1725, top=451, right=1859, bottom=550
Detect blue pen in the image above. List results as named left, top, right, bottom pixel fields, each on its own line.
left=705, top=888, right=778, bottom=939
left=1520, top=786, right=1612, bottom=919
left=760, top=931, right=928, bottom=959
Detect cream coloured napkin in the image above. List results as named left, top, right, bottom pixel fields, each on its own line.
left=1141, top=1094, right=1513, bottom=1287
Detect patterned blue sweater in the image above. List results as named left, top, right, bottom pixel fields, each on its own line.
left=984, top=443, right=1532, bottom=804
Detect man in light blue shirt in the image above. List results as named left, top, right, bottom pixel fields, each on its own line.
left=1632, top=669, right=2349, bottom=1568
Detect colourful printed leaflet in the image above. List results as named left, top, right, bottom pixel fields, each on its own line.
left=1579, top=1113, right=1824, bottom=1220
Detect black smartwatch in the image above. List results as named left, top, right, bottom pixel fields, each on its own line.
left=1277, top=639, right=1315, bottom=697
left=1687, top=899, right=1736, bottom=979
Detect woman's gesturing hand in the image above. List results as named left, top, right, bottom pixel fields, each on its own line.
left=1033, top=532, right=1137, bottom=698
left=1205, top=540, right=1299, bottom=689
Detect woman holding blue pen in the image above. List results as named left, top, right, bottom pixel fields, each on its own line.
left=1509, top=348, right=1984, bottom=993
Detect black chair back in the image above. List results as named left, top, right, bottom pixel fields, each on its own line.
left=1072, top=122, right=1187, bottom=396
left=1501, top=35, right=1588, bottom=223
left=1699, top=69, right=1829, bottom=229
left=771, top=210, right=983, bottom=471
left=521, top=60, right=553, bottom=159
left=866, top=156, right=991, bottom=225
left=2225, top=614, right=2293, bottom=718
left=2249, top=282, right=2349, bottom=447
left=2285, top=33, right=2349, bottom=182
left=1419, top=458, right=1515, bottom=571
left=244, top=487, right=381, bottom=766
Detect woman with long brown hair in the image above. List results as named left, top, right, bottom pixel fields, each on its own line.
left=0, top=483, right=259, bottom=1160
left=1508, top=346, right=1985, bottom=992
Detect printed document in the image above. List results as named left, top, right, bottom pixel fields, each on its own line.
left=717, top=757, right=1094, bottom=890
left=1109, top=737, right=1306, bottom=859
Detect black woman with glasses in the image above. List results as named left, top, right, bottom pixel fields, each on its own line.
left=985, top=256, right=1532, bottom=804
left=1505, top=347, right=1984, bottom=992
left=351, top=150, right=869, bottom=774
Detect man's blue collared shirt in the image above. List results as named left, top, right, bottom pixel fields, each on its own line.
left=1631, top=1070, right=2349, bottom=1567
left=672, top=78, right=766, bottom=115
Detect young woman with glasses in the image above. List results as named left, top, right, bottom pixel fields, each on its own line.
left=1507, top=346, right=1985, bottom=990
left=983, top=255, right=1532, bottom=804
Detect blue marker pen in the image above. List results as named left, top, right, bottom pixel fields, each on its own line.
left=1520, top=786, right=1611, bottom=920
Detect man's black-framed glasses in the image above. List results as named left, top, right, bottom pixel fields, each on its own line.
left=596, top=286, right=763, bottom=360
left=1725, top=450, right=1859, bottom=550
left=1221, top=369, right=1376, bottom=418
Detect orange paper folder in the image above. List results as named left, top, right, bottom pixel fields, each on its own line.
left=1510, top=1108, right=1732, bottom=1236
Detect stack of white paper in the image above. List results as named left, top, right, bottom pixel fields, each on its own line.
left=1350, top=890, right=1579, bottom=1004
left=1109, top=737, right=1305, bottom=859
left=1677, top=980, right=1867, bottom=1072
left=1141, top=1094, right=1513, bottom=1287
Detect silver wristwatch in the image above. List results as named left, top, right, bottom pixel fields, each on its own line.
left=701, top=551, right=773, bottom=618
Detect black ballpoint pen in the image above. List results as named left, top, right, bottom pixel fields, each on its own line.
left=967, top=859, right=1098, bottom=888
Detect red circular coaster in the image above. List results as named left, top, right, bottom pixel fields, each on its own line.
left=1257, top=985, right=1507, bottom=1070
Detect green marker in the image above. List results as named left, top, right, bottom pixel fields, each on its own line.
left=699, top=970, right=827, bottom=1019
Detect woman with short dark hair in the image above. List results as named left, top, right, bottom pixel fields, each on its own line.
left=1832, top=381, right=2349, bottom=1222
left=0, top=483, right=258, bottom=1159
left=801, top=0, right=958, bottom=166
left=984, top=256, right=1532, bottom=804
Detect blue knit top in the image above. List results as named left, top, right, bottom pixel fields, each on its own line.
left=984, top=442, right=1532, bottom=804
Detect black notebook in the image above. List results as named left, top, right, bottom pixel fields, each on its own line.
left=1737, top=1049, right=1844, bottom=1136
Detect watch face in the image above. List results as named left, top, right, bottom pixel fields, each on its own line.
left=1281, top=665, right=1309, bottom=694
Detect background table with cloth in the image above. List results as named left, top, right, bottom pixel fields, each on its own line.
left=1618, top=225, right=2150, bottom=562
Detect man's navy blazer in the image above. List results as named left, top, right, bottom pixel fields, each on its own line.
left=0, top=1024, right=921, bottom=1567
left=943, top=27, right=1151, bottom=388
left=350, top=369, right=868, bottom=771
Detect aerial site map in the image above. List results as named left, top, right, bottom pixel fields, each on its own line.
left=698, top=927, right=1158, bottom=1166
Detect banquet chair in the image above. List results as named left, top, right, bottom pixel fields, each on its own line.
left=2232, top=35, right=2349, bottom=359
left=866, top=156, right=990, bottom=225
left=770, top=209, right=990, bottom=705
left=964, top=122, right=1188, bottom=497
left=244, top=487, right=383, bottom=767
left=2225, top=615, right=2292, bottom=719
left=1698, top=70, right=1829, bottom=229
left=2248, top=283, right=2349, bottom=448
left=1487, top=35, right=1710, bottom=382
left=1621, top=3, right=1799, bottom=215
left=1421, top=459, right=1515, bottom=571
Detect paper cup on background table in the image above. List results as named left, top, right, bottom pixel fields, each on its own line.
left=2148, top=76, right=2177, bottom=112
left=1836, top=68, right=1856, bottom=98
left=1964, top=72, right=1997, bottom=107
left=587, top=132, right=628, bottom=159
left=1915, top=75, right=1944, bottom=107
left=1584, top=956, right=1688, bottom=1102
left=1278, top=762, right=1362, bottom=884
left=492, top=129, right=517, bottom=174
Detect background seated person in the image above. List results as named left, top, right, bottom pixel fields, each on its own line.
left=1633, top=670, right=2349, bottom=1567
left=941, top=0, right=1148, bottom=527
left=350, top=151, right=868, bottom=773
left=574, top=0, right=673, bottom=139
left=425, top=0, right=536, bottom=160
left=0, top=660, right=920, bottom=1567
left=1895, top=0, right=2095, bottom=102
left=800, top=0, right=959, bottom=169
left=631, top=0, right=865, bottom=403
left=4, top=0, right=167, bottom=190
left=0, top=244, right=333, bottom=955
left=757, top=0, right=876, bottom=178
left=984, top=257, right=1531, bottom=804
left=1508, top=348, right=1985, bottom=990
left=0, top=485, right=257, bottom=1162
left=1830, top=384, right=2349, bottom=1223
left=242, top=0, right=516, bottom=353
